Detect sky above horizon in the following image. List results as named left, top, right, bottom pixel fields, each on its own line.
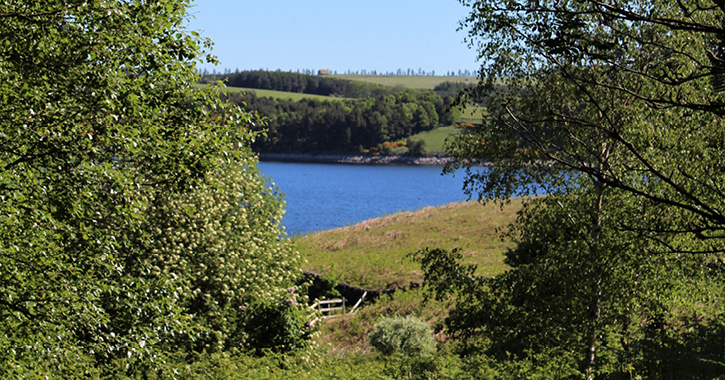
left=186, top=1, right=479, bottom=75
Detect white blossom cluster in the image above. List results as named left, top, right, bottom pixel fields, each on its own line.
left=145, top=156, right=302, bottom=350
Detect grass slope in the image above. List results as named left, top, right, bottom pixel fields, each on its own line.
left=224, top=86, right=345, bottom=102
left=460, top=105, right=485, bottom=124
left=333, top=74, right=477, bottom=90
left=298, top=199, right=522, bottom=358
left=195, top=83, right=345, bottom=102
left=294, top=200, right=523, bottom=289
left=408, top=125, right=461, bottom=154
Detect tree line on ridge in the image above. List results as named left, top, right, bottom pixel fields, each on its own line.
left=205, top=71, right=471, bottom=154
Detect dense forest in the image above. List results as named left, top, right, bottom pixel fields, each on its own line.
left=225, top=90, right=458, bottom=153
left=202, top=70, right=399, bottom=98
left=208, top=71, right=466, bottom=153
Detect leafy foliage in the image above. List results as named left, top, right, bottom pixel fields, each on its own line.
left=453, top=0, right=725, bottom=247
left=368, top=315, right=435, bottom=357
left=179, top=350, right=389, bottom=380
left=226, top=89, right=458, bottom=154
left=241, top=296, right=316, bottom=355
left=144, top=157, right=305, bottom=352
left=0, top=0, right=304, bottom=376
left=425, top=0, right=725, bottom=378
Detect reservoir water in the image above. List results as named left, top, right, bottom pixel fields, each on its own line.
left=258, top=161, right=468, bottom=236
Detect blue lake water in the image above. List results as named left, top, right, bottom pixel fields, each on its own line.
left=258, top=162, right=470, bottom=236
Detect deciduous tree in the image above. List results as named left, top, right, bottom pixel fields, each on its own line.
left=0, top=1, right=302, bottom=376
left=454, top=0, right=725, bottom=251
left=420, top=1, right=725, bottom=377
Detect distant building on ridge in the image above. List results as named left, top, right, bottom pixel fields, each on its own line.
left=318, top=69, right=331, bottom=75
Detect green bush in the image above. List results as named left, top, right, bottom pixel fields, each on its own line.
left=368, top=316, right=436, bottom=357
left=0, top=2, right=308, bottom=376
left=0, top=1, right=260, bottom=376
left=311, top=274, right=341, bottom=301
left=179, top=350, right=388, bottom=380
left=145, top=157, right=304, bottom=353
left=382, top=352, right=471, bottom=380
left=406, top=138, right=427, bottom=156
left=241, top=297, right=316, bottom=355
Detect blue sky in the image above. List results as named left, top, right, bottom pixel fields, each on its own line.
left=186, top=1, right=478, bottom=75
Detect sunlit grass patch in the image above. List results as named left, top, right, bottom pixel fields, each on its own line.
left=332, top=74, right=477, bottom=90
left=294, top=200, right=523, bottom=289
left=408, top=125, right=461, bottom=154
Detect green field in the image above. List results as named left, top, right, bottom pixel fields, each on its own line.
left=460, top=105, right=485, bottom=124
left=297, top=199, right=523, bottom=357
left=333, top=74, right=477, bottom=90
left=227, top=86, right=346, bottom=102
left=294, top=200, right=522, bottom=289
left=408, top=125, right=461, bottom=154
left=196, top=83, right=345, bottom=102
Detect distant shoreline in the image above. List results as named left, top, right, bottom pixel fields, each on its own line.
left=257, top=153, right=453, bottom=166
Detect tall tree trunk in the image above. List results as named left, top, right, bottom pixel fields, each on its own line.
left=584, top=174, right=606, bottom=380
left=585, top=282, right=602, bottom=380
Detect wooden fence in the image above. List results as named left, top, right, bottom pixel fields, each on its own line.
left=314, top=291, right=368, bottom=319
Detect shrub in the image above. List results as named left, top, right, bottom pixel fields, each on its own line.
left=241, top=297, right=316, bottom=355
left=406, top=138, right=427, bottom=156
left=145, top=157, right=303, bottom=353
left=0, top=1, right=266, bottom=376
left=382, top=352, right=470, bottom=380
left=368, top=316, right=436, bottom=357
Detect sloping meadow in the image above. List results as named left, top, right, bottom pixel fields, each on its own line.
left=294, top=200, right=523, bottom=289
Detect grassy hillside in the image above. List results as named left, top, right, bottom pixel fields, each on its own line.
left=220, top=85, right=483, bottom=156
left=294, top=200, right=523, bottom=289
left=333, top=74, right=477, bottom=90
left=460, top=105, right=485, bottom=124
left=297, top=199, right=523, bottom=359
left=199, top=83, right=346, bottom=102
left=198, top=76, right=485, bottom=157
left=408, top=125, right=461, bottom=154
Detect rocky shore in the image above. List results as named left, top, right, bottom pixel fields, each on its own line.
left=258, top=153, right=452, bottom=166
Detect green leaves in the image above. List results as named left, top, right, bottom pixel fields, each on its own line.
left=144, top=158, right=303, bottom=352
left=368, top=315, right=436, bottom=357
left=437, top=1, right=725, bottom=377
left=0, top=0, right=299, bottom=376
